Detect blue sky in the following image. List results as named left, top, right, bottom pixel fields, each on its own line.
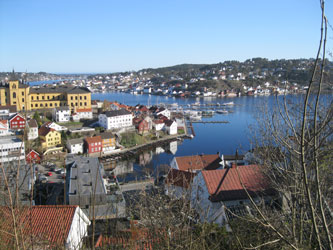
left=0, top=0, right=331, bottom=73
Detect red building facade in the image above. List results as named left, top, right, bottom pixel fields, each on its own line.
left=85, top=136, right=102, bottom=154
left=9, top=113, right=26, bottom=130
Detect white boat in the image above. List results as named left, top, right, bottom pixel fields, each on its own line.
left=216, top=110, right=228, bottom=114
left=221, top=101, right=235, bottom=106
left=192, top=102, right=201, bottom=106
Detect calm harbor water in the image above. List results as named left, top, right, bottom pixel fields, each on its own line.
left=92, top=92, right=278, bottom=182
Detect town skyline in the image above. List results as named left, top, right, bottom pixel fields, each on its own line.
left=1, top=0, right=332, bottom=73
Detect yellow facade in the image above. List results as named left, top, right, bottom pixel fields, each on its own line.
left=0, top=77, right=91, bottom=112
left=40, top=130, right=61, bottom=149
left=102, top=137, right=116, bottom=148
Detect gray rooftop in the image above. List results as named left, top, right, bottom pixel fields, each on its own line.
left=55, top=106, right=70, bottom=111
left=67, top=138, right=84, bottom=145
left=0, top=164, right=35, bottom=206
left=30, top=85, right=90, bottom=94
left=67, top=156, right=107, bottom=206
left=103, top=109, right=131, bottom=117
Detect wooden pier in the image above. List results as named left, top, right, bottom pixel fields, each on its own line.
left=191, top=121, right=229, bottom=124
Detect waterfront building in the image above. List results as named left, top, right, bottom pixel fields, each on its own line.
left=153, top=119, right=164, bottom=131
left=38, top=126, right=61, bottom=149
left=171, top=154, right=221, bottom=172
left=27, top=119, right=38, bottom=140
left=98, top=109, right=133, bottom=130
left=0, top=71, right=91, bottom=112
left=0, top=136, right=25, bottom=163
left=9, top=113, right=26, bottom=130
left=190, top=165, right=276, bottom=226
left=164, top=119, right=177, bottom=135
left=53, top=106, right=71, bottom=122
left=84, top=136, right=102, bottom=154
left=67, top=138, right=84, bottom=154
left=100, top=132, right=116, bottom=153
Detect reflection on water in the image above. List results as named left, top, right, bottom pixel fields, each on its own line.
left=112, top=140, right=181, bottom=183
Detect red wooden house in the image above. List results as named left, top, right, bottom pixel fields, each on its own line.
left=84, top=136, right=102, bottom=154
left=9, top=113, right=26, bottom=130
left=137, top=120, right=149, bottom=135
left=26, top=150, right=41, bottom=164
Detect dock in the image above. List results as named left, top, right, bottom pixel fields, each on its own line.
left=191, top=121, right=229, bottom=124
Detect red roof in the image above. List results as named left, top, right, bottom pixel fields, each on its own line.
left=0, top=205, right=78, bottom=248
left=76, top=108, right=92, bottom=112
left=166, top=168, right=197, bottom=189
left=201, top=165, right=274, bottom=202
left=85, top=136, right=102, bottom=144
left=175, top=154, right=221, bottom=172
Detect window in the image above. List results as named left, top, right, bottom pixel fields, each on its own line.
left=50, top=103, right=53, bottom=107
left=35, top=104, right=38, bottom=107
left=37, top=96, right=39, bottom=100
left=13, top=92, right=16, bottom=99
left=84, top=102, right=87, bottom=106
left=45, top=103, right=48, bottom=107
left=75, top=96, right=78, bottom=100
left=47, top=96, right=50, bottom=100
left=31, top=96, right=34, bottom=101
left=31, top=104, right=33, bottom=108
left=42, top=96, right=44, bottom=100
left=84, top=96, right=87, bottom=100
left=80, top=96, right=82, bottom=100
left=22, top=92, right=24, bottom=95
left=71, top=96, right=73, bottom=100
left=22, top=98, right=24, bottom=102
left=80, top=102, right=82, bottom=106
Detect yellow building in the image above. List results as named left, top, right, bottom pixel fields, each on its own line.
left=0, top=71, right=91, bottom=112
left=101, top=132, right=116, bottom=153
left=39, top=126, right=61, bottom=149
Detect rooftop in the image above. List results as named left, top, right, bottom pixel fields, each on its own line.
left=103, top=109, right=131, bottom=117
left=0, top=205, right=78, bottom=248
left=30, top=85, right=90, bottom=94
left=201, top=165, right=275, bottom=202
left=175, top=154, right=221, bottom=172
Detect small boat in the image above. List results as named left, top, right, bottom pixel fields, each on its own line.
left=216, top=110, right=228, bottom=114
left=221, top=101, right=235, bottom=106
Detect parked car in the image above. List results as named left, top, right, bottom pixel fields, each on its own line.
left=39, top=175, right=48, bottom=182
left=46, top=172, right=53, bottom=176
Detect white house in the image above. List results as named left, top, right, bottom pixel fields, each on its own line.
left=144, top=116, right=153, bottom=130
left=42, top=121, right=67, bottom=132
left=67, top=138, right=84, bottom=154
left=153, top=120, right=164, bottom=131
left=98, top=109, right=133, bottom=130
left=164, top=120, right=177, bottom=135
left=2, top=205, right=90, bottom=250
left=165, top=168, right=196, bottom=200
left=0, top=105, right=17, bottom=120
left=190, top=165, right=275, bottom=226
left=156, top=107, right=171, bottom=119
left=53, top=107, right=71, bottom=123
left=27, top=119, right=38, bottom=140
left=0, top=120, right=11, bottom=136
left=74, top=108, right=93, bottom=120
left=0, top=136, right=25, bottom=163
